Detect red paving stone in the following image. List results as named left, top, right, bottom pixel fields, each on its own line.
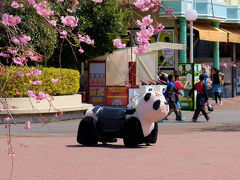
left=209, top=96, right=240, bottom=110
left=0, top=96, right=239, bottom=180
left=1, top=130, right=240, bottom=180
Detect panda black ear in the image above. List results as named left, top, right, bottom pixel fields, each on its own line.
left=144, top=93, right=151, bottom=101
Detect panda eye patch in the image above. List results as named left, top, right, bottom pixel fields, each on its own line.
left=153, top=100, right=161, bottom=110
left=144, top=93, right=151, bottom=101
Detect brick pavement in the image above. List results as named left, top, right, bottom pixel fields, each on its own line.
left=209, top=95, right=240, bottom=110
left=0, top=96, right=239, bottom=180
left=1, top=131, right=240, bottom=180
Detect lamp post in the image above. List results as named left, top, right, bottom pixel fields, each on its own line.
left=185, top=9, right=198, bottom=64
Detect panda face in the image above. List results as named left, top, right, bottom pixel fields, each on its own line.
left=136, top=91, right=169, bottom=123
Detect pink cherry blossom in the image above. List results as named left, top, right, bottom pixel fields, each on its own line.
left=49, top=20, right=56, bottom=27
left=165, top=7, right=173, bottom=15
left=18, top=70, right=25, bottom=77
left=152, top=6, right=159, bottom=13
left=54, top=113, right=58, bottom=119
left=19, top=35, right=31, bottom=45
left=84, top=35, right=94, bottom=45
left=36, top=92, right=49, bottom=100
left=12, top=35, right=31, bottom=45
left=27, top=51, right=42, bottom=61
left=28, top=90, right=37, bottom=99
left=7, top=48, right=17, bottom=54
left=29, top=80, right=42, bottom=85
left=7, top=140, right=11, bottom=145
left=32, top=69, right=41, bottom=76
left=78, top=34, right=94, bottom=45
left=12, top=36, right=20, bottom=45
left=154, top=23, right=165, bottom=34
left=24, top=121, right=31, bottom=130
left=92, top=0, right=103, bottom=3
left=120, top=1, right=126, bottom=6
left=74, top=1, right=79, bottom=6
left=8, top=152, right=15, bottom=158
left=26, top=73, right=31, bottom=77
left=34, top=1, right=54, bottom=18
left=133, top=46, right=147, bottom=54
left=67, top=9, right=73, bottom=13
left=12, top=56, right=27, bottom=66
left=16, top=91, right=19, bottom=95
left=60, top=30, right=68, bottom=39
left=2, top=13, right=21, bottom=26
left=11, top=1, right=23, bottom=8
left=61, top=16, right=78, bottom=28
left=78, top=48, right=84, bottom=53
left=51, top=78, right=60, bottom=84
left=113, top=39, right=126, bottom=49
left=136, top=15, right=153, bottom=27
left=134, top=0, right=159, bottom=12
left=57, top=0, right=64, bottom=2
left=0, top=52, right=10, bottom=58
left=27, top=0, right=36, bottom=5
left=4, top=117, right=11, bottom=121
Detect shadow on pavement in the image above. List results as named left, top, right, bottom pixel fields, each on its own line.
left=200, top=124, right=240, bottom=132
left=66, top=143, right=148, bottom=149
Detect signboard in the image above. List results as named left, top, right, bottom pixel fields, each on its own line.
left=89, top=62, right=105, bottom=86
left=158, top=29, right=175, bottom=69
left=89, top=87, right=106, bottom=105
left=88, top=61, right=106, bottom=105
left=178, top=63, right=202, bottom=110
left=106, top=86, right=128, bottom=106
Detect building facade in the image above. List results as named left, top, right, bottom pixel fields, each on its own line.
left=159, top=0, right=240, bottom=97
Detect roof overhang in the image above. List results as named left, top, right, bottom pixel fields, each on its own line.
left=191, top=23, right=228, bottom=42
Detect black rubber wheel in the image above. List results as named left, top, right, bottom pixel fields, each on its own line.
left=123, top=117, right=144, bottom=147
left=77, top=117, right=98, bottom=146
left=144, top=122, right=158, bottom=144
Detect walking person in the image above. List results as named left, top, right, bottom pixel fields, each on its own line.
left=163, top=75, right=182, bottom=121
left=188, top=74, right=211, bottom=122
left=211, top=67, right=223, bottom=106
left=202, top=67, right=209, bottom=88
left=174, top=74, right=188, bottom=120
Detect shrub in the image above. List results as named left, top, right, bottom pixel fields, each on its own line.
left=0, top=66, right=80, bottom=97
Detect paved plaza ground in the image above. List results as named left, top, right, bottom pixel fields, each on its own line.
left=0, top=96, right=240, bottom=180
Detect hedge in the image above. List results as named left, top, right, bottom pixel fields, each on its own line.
left=0, top=66, right=80, bottom=97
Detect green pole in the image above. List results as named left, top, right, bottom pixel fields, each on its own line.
left=178, top=17, right=187, bottom=63
left=212, top=22, right=220, bottom=70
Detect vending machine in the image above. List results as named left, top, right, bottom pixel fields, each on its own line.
left=178, top=63, right=202, bottom=110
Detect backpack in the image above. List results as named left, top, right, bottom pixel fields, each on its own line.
left=218, top=72, right=225, bottom=86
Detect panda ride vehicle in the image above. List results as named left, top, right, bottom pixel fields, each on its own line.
left=77, top=90, right=169, bottom=147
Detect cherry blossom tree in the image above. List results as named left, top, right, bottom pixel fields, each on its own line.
left=0, top=0, right=174, bottom=169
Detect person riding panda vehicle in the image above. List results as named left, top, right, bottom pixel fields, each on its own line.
left=77, top=87, right=169, bottom=147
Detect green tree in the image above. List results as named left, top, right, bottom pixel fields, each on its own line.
left=49, top=0, right=130, bottom=69
left=1, top=0, right=129, bottom=68
left=0, top=1, right=58, bottom=64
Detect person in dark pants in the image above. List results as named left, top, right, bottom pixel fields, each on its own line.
left=164, top=75, right=182, bottom=121
left=211, top=67, right=222, bottom=106
left=174, top=74, right=188, bottom=121
left=188, top=74, right=211, bottom=122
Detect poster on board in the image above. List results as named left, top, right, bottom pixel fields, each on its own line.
left=178, top=63, right=202, bottom=110
left=88, top=61, right=106, bottom=105
left=106, top=86, right=128, bottom=106
left=158, top=29, right=175, bottom=69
